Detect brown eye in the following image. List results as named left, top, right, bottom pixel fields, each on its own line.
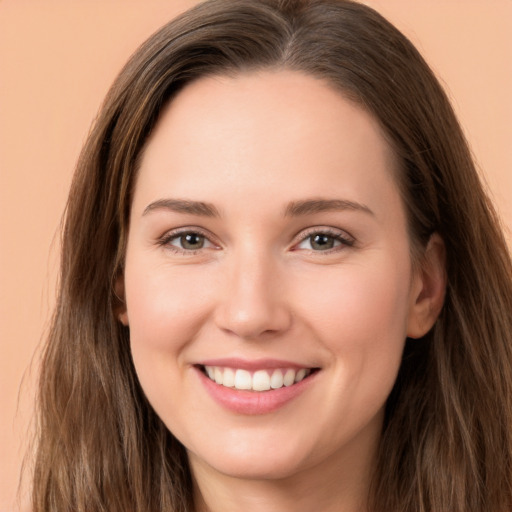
left=310, top=234, right=336, bottom=250
left=179, top=233, right=205, bottom=250
left=161, top=230, right=216, bottom=253
left=295, top=229, right=354, bottom=252
left=298, top=233, right=341, bottom=251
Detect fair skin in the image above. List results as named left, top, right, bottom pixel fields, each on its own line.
left=118, top=70, right=445, bottom=512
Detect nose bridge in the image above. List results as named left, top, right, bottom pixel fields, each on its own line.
left=215, top=243, right=291, bottom=339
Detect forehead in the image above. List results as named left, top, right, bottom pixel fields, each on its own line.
left=134, top=70, right=400, bottom=219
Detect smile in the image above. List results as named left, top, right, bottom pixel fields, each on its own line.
left=195, top=360, right=320, bottom=414
left=203, top=366, right=313, bottom=392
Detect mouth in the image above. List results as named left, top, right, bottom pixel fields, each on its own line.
left=197, top=364, right=319, bottom=392
left=194, top=359, right=321, bottom=414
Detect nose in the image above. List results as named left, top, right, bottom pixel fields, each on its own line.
left=213, top=249, right=293, bottom=340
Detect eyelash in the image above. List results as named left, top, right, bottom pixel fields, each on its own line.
left=293, top=227, right=355, bottom=254
left=157, top=227, right=355, bottom=255
left=157, top=227, right=217, bottom=255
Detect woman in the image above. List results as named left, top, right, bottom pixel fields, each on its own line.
left=32, top=0, right=512, bottom=511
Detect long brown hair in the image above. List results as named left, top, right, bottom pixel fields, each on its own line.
left=32, top=1, right=512, bottom=510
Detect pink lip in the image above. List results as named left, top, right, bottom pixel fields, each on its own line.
left=196, top=357, right=312, bottom=371
left=194, top=365, right=319, bottom=415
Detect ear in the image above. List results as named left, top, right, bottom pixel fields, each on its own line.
left=407, top=233, right=447, bottom=339
left=113, top=272, right=129, bottom=326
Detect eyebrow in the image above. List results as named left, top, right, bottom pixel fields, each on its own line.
left=142, top=197, right=373, bottom=219
left=142, top=199, right=220, bottom=218
left=284, top=198, right=374, bottom=217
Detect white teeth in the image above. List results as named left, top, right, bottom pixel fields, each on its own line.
left=234, top=369, right=252, bottom=390
left=295, top=368, right=306, bottom=382
left=283, top=369, right=295, bottom=387
left=270, top=370, right=284, bottom=389
left=223, top=367, right=235, bottom=387
left=252, top=370, right=271, bottom=391
left=203, top=366, right=312, bottom=391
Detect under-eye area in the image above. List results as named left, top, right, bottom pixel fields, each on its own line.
left=197, top=365, right=321, bottom=392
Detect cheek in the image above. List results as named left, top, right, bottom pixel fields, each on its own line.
left=125, top=260, right=215, bottom=349
left=294, top=255, right=412, bottom=394
left=300, top=258, right=411, bottom=337
left=123, top=258, right=219, bottom=417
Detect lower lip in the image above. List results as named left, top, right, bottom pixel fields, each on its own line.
left=195, top=367, right=318, bottom=415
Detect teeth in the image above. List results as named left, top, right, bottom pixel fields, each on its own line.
left=295, top=368, right=306, bottom=382
left=234, top=369, right=252, bottom=390
left=223, top=367, right=235, bottom=387
left=283, top=369, right=295, bottom=387
left=252, top=370, right=271, bottom=391
left=270, top=370, right=284, bottom=389
left=203, top=366, right=311, bottom=391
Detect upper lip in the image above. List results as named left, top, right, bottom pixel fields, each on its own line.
left=195, top=357, right=318, bottom=371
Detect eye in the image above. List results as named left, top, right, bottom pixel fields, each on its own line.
left=159, top=229, right=217, bottom=253
left=295, top=229, right=354, bottom=252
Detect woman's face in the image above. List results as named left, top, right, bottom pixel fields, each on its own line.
left=120, top=70, right=426, bottom=482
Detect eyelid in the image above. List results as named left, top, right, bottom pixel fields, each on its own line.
left=156, top=225, right=355, bottom=255
left=157, top=226, right=220, bottom=253
left=291, top=226, right=355, bottom=252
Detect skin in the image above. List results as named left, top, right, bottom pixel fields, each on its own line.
left=118, top=70, right=445, bottom=512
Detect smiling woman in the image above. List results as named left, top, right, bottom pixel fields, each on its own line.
left=120, top=71, right=435, bottom=491
left=31, top=1, right=512, bottom=512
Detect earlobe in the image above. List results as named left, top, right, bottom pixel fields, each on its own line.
left=407, top=233, right=447, bottom=339
left=113, top=272, right=129, bottom=326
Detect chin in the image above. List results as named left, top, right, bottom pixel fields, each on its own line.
left=187, top=434, right=314, bottom=481
left=207, top=455, right=307, bottom=481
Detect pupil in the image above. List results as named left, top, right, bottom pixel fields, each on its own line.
left=182, top=233, right=204, bottom=249
left=312, top=234, right=334, bottom=250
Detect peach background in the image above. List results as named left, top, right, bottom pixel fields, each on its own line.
left=0, top=1, right=510, bottom=510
